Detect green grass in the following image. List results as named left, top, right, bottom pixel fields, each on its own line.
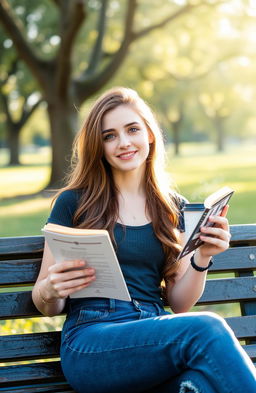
left=167, top=142, right=256, bottom=224
left=0, top=142, right=255, bottom=238
left=0, top=147, right=51, bottom=236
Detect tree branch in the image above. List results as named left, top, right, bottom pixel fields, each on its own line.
left=0, top=0, right=51, bottom=90
left=75, top=0, right=137, bottom=103
left=131, top=3, right=193, bottom=42
left=56, top=0, right=86, bottom=97
left=86, top=0, right=108, bottom=76
left=74, top=0, right=226, bottom=103
left=18, top=96, right=43, bottom=128
left=132, top=0, right=228, bottom=42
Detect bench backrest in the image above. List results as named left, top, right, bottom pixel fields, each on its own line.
left=0, top=224, right=256, bottom=388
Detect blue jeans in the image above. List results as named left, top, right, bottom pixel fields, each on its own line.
left=61, top=298, right=256, bottom=393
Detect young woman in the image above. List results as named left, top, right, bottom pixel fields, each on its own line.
left=32, top=87, right=256, bottom=393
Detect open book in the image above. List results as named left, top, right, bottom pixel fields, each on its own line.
left=42, top=223, right=131, bottom=301
left=178, top=186, right=234, bottom=259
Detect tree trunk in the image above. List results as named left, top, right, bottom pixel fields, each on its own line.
left=47, top=101, right=78, bottom=189
left=172, top=121, right=181, bottom=156
left=7, top=124, right=20, bottom=166
left=214, top=117, right=225, bottom=152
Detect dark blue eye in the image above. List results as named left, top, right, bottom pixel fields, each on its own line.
left=103, top=133, right=115, bottom=141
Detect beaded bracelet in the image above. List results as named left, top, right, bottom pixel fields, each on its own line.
left=190, top=254, right=213, bottom=272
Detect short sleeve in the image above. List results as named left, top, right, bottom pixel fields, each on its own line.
left=47, top=189, right=80, bottom=227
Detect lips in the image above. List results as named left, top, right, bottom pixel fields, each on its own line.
left=117, top=151, right=137, bottom=160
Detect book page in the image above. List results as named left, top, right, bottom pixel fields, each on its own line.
left=43, top=230, right=131, bottom=302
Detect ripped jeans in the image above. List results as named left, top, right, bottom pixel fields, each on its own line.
left=61, top=298, right=256, bottom=393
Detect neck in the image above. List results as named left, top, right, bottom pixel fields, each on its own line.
left=113, top=169, right=150, bottom=226
left=112, top=167, right=146, bottom=197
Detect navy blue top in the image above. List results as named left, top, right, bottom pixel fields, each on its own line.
left=47, top=190, right=186, bottom=306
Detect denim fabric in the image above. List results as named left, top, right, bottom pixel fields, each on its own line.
left=61, top=298, right=256, bottom=393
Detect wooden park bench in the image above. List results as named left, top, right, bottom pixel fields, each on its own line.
left=0, top=224, right=256, bottom=392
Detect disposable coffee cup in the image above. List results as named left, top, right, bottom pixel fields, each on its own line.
left=183, top=203, right=205, bottom=241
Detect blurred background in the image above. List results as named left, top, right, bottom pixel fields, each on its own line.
left=0, top=0, right=256, bottom=338
left=0, top=0, right=255, bottom=238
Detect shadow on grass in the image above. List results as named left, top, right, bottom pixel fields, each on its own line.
left=0, top=189, right=56, bottom=204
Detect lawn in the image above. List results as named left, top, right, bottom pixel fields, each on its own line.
left=0, top=142, right=255, bottom=237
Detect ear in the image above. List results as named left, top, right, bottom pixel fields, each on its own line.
left=148, top=131, right=154, bottom=144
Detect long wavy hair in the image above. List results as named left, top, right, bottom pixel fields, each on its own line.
left=55, top=87, right=182, bottom=281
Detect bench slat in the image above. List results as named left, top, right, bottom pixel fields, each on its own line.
left=198, top=276, right=256, bottom=304
left=210, top=247, right=256, bottom=272
left=0, top=316, right=255, bottom=364
left=0, top=247, right=255, bottom=288
left=0, top=259, right=41, bottom=286
left=230, top=225, right=256, bottom=244
left=1, top=275, right=256, bottom=319
left=243, top=344, right=256, bottom=361
left=0, top=346, right=254, bottom=389
left=0, top=361, right=64, bottom=387
left=0, top=224, right=255, bottom=259
left=0, top=332, right=61, bottom=362
left=225, top=315, right=256, bottom=339
left=0, top=237, right=44, bottom=259
left=0, top=292, right=39, bottom=319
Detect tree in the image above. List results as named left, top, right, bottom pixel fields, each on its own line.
left=109, top=0, right=246, bottom=155
left=0, top=60, right=42, bottom=165
left=0, top=0, right=223, bottom=188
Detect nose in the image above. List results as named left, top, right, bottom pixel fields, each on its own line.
left=119, top=132, right=131, bottom=148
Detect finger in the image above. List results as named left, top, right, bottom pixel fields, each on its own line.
left=201, top=226, right=231, bottom=241
left=54, top=275, right=96, bottom=292
left=199, top=235, right=229, bottom=250
left=220, top=204, right=229, bottom=217
left=58, top=279, right=96, bottom=298
left=48, top=260, right=87, bottom=274
left=48, top=260, right=85, bottom=274
left=49, top=267, right=96, bottom=285
left=208, top=215, right=229, bottom=229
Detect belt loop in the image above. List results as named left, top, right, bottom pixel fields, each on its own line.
left=154, top=302, right=163, bottom=315
left=132, top=299, right=141, bottom=311
left=109, top=298, right=116, bottom=312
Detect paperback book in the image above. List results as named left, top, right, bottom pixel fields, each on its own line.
left=42, top=223, right=131, bottom=301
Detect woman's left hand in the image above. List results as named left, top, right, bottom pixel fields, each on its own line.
left=197, top=205, right=231, bottom=259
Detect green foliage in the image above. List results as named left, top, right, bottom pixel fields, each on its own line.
left=0, top=315, right=65, bottom=335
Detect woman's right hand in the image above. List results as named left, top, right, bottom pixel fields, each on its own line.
left=42, top=260, right=96, bottom=301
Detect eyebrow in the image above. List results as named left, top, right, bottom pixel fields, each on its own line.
left=102, top=122, right=140, bottom=135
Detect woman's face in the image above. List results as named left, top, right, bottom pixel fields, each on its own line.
left=101, top=104, right=153, bottom=176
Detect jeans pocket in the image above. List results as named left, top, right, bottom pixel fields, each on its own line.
left=76, top=307, right=110, bottom=325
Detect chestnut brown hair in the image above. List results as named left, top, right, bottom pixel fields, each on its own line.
left=55, top=87, right=181, bottom=280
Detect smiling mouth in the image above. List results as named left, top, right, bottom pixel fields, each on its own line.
left=117, top=151, right=137, bottom=160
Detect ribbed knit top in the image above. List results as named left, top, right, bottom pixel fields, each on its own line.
left=47, top=190, right=185, bottom=306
